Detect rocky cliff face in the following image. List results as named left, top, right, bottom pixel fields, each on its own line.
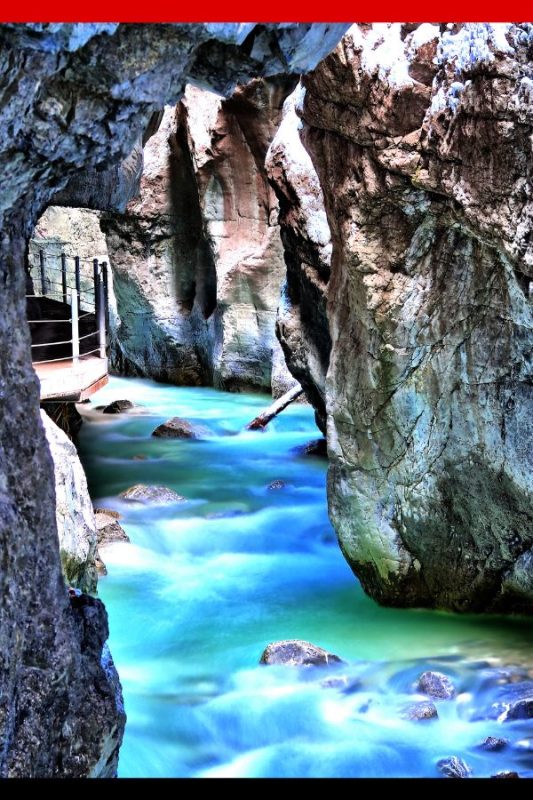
left=102, top=78, right=299, bottom=393
left=0, top=22, right=347, bottom=776
left=276, top=23, right=533, bottom=611
left=267, top=87, right=332, bottom=429
left=41, top=410, right=99, bottom=594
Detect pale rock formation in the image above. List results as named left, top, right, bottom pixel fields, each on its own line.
left=41, top=409, right=98, bottom=594
left=103, top=79, right=300, bottom=393
left=266, top=86, right=332, bottom=428
left=276, top=23, right=533, bottom=611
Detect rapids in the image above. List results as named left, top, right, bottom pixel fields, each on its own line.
left=77, top=376, right=533, bottom=778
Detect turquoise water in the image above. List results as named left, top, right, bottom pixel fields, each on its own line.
left=78, top=376, right=533, bottom=778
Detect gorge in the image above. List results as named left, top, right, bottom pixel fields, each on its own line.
left=0, top=21, right=532, bottom=778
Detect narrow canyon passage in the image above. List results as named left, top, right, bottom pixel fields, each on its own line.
left=78, top=377, right=532, bottom=778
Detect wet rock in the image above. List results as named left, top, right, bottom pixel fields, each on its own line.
left=102, top=399, right=134, bottom=414
left=94, top=508, right=122, bottom=519
left=504, top=699, right=533, bottom=721
left=477, top=736, right=509, bottom=752
left=260, top=640, right=343, bottom=667
left=437, top=757, right=472, bottom=778
left=417, top=671, right=456, bottom=700
left=304, top=439, right=328, bottom=458
left=120, top=484, right=186, bottom=505
left=402, top=701, right=439, bottom=722
left=268, top=480, right=286, bottom=490
left=320, top=676, right=350, bottom=690
left=95, top=551, right=107, bottom=576
left=491, top=772, right=520, bottom=779
left=41, top=410, right=98, bottom=594
left=95, top=512, right=130, bottom=546
left=152, top=417, right=211, bottom=439
left=474, top=681, right=533, bottom=721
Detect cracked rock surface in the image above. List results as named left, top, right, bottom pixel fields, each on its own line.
left=274, top=23, right=533, bottom=611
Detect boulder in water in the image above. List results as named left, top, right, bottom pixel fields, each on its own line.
left=291, top=438, right=328, bottom=458
left=417, top=670, right=456, bottom=700
left=491, top=772, right=520, bottom=779
left=477, top=736, right=509, bottom=752
left=120, top=484, right=186, bottom=505
left=96, top=512, right=130, bottom=545
left=260, top=639, right=343, bottom=667
left=94, top=507, right=122, bottom=519
left=401, top=701, right=438, bottom=722
left=152, top=417, right=210, bottom=439
left=437, top=756, right=472, bottom=778
left=102, top=399, right=134, bottom=414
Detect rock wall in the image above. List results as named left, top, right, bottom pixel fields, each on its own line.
left=103, top=78, right=300, bottom=394
left=41, top=409, right=99, bottom=594
left=0, top=22, right=347, bottom=776
left=266, top=86, right=332, bottom=429
left=276, top=23, right=533, bottom=612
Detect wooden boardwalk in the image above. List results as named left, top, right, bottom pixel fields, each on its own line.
left=34, top=356, right=109, bottom=402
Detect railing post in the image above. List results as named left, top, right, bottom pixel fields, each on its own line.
left=101, top=260, right=109, bottom=329
left=39, top=249, right=47, bottom=296
left=61, top=253, right=67, bottom=305
left=93, top=258, right=100, bottom=322
left=71, top=288, right=79, bottom=365
left=74, top=256, right=81, bottom=311
left=98, top=273, right=106, bottom=359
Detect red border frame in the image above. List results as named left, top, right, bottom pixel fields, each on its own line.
left=0, top=3, right=531, bottom=23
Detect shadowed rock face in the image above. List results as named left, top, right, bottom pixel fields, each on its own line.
left=275, top=23, right=533, bottom=611
left=102, top=77, right=300, bottom=394
left=0, top=22, right=348, bottom=777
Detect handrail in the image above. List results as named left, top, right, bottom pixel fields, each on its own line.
left=26, top=248, right=109, bottom=367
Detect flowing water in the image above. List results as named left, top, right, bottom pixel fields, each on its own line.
left=78, top=376, right=533, bottom=778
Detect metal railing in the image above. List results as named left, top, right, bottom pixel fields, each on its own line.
left=26, top=249, right=109, bottom=366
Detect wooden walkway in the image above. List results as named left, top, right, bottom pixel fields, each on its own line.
left=34, top=356, right=109, bottom=402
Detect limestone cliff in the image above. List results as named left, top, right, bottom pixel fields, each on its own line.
left=275, top=23, right=533, bottom=612
left=102, top=79, right=299, bottom=393
left=0, top=22, right=347, bottom=776
left=41, top=410, right=99, bottom=594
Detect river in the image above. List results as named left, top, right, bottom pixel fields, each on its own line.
left=77, top=376, right=533, bottom=778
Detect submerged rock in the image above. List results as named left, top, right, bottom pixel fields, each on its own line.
left=303, top=438, right=328, bottom=458
left=102, top=399, right=134, bottom=414
left=401, top=701, right=439, bottom=722
left=95, top=512, right=130, bottom=546
left=268, top=479, right=286, bottom=490
left=437, top=757, right=472, bottom=778
left=477, top=736, right=509, bottom=752
left=120, top=484, right=186, bottom=505
left=491, top=772, right=520, bottom=779
left=320, top=676, right=350, bottom=690
left=152, top=417, right=211, bottom=439
left=260, top=640, right=343, bottom=667
left=417, top=671, right=456, bottom=700
left=473, top=680, right=533, bottom=721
